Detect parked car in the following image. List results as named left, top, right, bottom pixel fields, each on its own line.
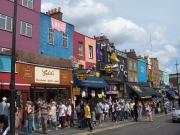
left=172, top=107, right=180, bottom=123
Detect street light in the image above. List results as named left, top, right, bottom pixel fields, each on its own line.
left=175, top=60, right=180, bottom=95
left=10, top=0, right=18, bottom=134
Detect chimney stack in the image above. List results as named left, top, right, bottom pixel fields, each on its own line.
left=46, top=7, right=63, bottom=21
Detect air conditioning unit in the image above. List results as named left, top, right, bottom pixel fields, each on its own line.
left=1, top=48, right=11, bottom=53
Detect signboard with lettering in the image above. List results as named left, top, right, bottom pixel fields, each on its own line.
left=51, top=18, right=66, bottom=33
left=35, top=67, right=60, bottom=84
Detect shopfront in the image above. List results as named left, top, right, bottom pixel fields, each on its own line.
left=16, top=62, right=73, bottom=102
left=73, top=75, right=108, bottom=100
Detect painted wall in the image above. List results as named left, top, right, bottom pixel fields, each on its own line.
left=163, top=72, right=169, bottom=85
left=73, top=31, right=85, bottom=67
left=40, top=13, right=74, bottom=59
left=85, top=37, right=96, bottom=69
left=0, top=0, right=41, bottom=53
left=138, top=59, right=147, bottom=82
left=0, top=55, right=11, bottom=71
left=128, top=57, right=137, bottom=82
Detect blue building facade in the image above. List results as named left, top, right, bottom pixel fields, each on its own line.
left=40, top=13, right=74, bottom=59
left=0, top=55, right=11, bottom=72
left=137, top=59, right=147, bottom=82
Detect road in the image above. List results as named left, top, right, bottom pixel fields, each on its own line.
left=92, top=115, right=180, bottom=135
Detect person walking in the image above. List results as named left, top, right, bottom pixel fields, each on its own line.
left=58, top=101, right=67, bottom=129
left=40, top=100, right=49, bottom=134
left=133, top=102, right=138, bottom=122
left=84, top=101, right=93, bottom=132
left=146, top=103, right=153, bottom=122
left=96, top=100, right=104, bottom=127
left=0, top=97, right=10, bottom=135
left=25, top=100, right=34, bottom=135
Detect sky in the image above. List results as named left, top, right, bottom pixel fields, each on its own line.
left=41, top=0, right=180, bottom=74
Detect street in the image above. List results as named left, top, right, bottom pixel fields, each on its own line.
left=92, top=115, right=180, bottom=135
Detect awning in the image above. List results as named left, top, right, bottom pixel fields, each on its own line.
left=142, top=87, right=157, bottom=95
left=74, top=76, right=108, bottom=88
left=0, top=72, right=31, bottom=90
left=127, top=83, right=152, bottom=98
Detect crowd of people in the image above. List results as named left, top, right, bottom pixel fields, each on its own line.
left=0, top=96, right=174, bottom=135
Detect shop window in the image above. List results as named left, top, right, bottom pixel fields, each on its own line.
left=22, top=0, right=33, bottom=9
left=48, top=28, right=54, bottom=45
left=89, top=45, right=93, bottom=59
left=63, top=32, right=68, bottom=48
left=78, top=42, right=83, bottom=55
left=20, top=21, right=32, bottom=37
left=0, top=13, right=13, bottom=32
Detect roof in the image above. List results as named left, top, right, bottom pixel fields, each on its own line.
left=16, top=51, right=72, bottom=69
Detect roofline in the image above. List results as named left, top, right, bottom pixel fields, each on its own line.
left=74, top=31, right=95, bottom=40
left=40, top=12, right=74, bottom=27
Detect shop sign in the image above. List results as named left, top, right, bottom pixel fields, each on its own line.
left=35, top=67, right=60, bottom=84
left=51, top=18, right=66, bottom=33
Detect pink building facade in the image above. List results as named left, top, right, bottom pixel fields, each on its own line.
left=73, top=31, right=96, bottom=69
left=0, top=0, right=41, bottom=53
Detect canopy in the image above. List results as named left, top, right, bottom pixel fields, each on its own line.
left=142, top=87, right=157, bottom=95
left=127, top=83, right=152, bottom=98
left=0, top=72, right=31, bottom=90
left=74, top=76, right=108, bottom=88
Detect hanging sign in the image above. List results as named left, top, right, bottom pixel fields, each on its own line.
left=51, top=18, right=66, bottom=33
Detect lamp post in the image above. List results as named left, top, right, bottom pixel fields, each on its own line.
left=10, top=0, right=18, bottom=134
left=175, top=60, right=179, bottom=95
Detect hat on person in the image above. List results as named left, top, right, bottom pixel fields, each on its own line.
left=2, top=97, right=7, bottom=101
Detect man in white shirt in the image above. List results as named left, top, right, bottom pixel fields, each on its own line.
left=0, top=97, right=10, bottom=134
left=58, top=101, right=67, bottom=129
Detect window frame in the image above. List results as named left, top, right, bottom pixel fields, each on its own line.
left=0, top=13, right=13, bottom=32
left=48, top=28, right=54, bottom=45
left=78, top=41, right=83, bottom=56
left=22, top=0, right=34, bottom=9
left=20, top=21, right=32, bottom=37
left=62, top=32, right=68, bottom=48
left=89, top=45, right=93, bottom=59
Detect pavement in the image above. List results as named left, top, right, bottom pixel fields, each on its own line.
left=17, top=113, right=174, bottom=135
left=91, top=114, right=180, bottom=135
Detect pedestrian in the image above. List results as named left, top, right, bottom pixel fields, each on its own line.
left=138, top=101, right=143, bottom=120
left=146, top=104, right=153, bottom=122
left=66, top=100, right=72, bottom=128
left=0, top=97, right=10, bottom=135
left=84, top=101, right=93, bottom=132
left=133, top=102, right=138, bottom=122
left=96, top=100, right=104, bottom=127
left=58, top=101, right=67, bottom=129
left=40, top=100, right=48, bottom=134
left=25, top=100, right=34, bottom=135
left=50, top=101, right=58, bottom=130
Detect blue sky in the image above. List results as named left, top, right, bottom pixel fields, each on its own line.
left=41, top=0, right=180, bottom=73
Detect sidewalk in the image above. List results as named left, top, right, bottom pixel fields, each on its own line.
left=17, top=113, right=168, bottom=135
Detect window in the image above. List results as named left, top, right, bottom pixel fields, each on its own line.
left=22, top=0, right=33, bottom=9
left=0, top=14, right=13, bottom=32
left=20, top=21, right=32, bottom=37
left=129, top=61, right=132, bottom=70
left=78, top=42, right=83, bottom=55
left=63, top=33, right=68, bottom=48
left=134, top=62, right=137, bottom=71
left=89, top=45, right=93, bottom=59
left=48, top=28, right=54, bottom=44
